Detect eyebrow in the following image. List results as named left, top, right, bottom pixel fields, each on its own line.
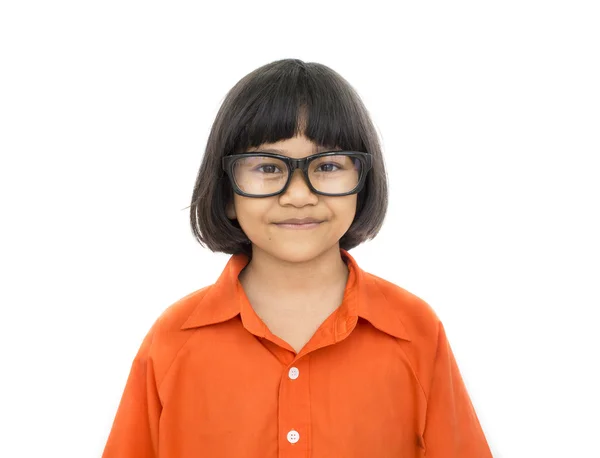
left=252, top=146, right=338, bottom=154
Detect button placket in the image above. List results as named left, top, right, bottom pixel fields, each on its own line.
left=278, top=357, right=311, bottom=456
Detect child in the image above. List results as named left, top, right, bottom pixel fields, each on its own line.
left=102, top=58, right=492, bottom=457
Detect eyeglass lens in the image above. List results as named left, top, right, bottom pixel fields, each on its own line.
left=232, top=154, right=362, bottom=195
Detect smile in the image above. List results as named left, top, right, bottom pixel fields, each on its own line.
left=274, top=222, right=323, bottom=230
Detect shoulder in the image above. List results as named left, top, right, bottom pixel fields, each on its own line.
left=364, top=271, right=441, bottom=338
left=153, top=284, right=214, bottom=332
left=137, top=284, right=216, bottom=384
left=361, top=270, right=443, bottom=375
left=361, top=270, right=446, bottom=393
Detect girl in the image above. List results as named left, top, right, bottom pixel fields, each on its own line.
left=102, top=59, right=492, bottom=457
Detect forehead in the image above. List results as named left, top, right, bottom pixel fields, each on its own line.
left=246, top=135, right=337, bottom=158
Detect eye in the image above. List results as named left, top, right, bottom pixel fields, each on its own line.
left=315, top=163, right=341, bottom=173
left=256, top=164, right=283, bottom=174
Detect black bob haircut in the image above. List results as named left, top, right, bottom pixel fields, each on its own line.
left=189, top=58, right=388, bottom=258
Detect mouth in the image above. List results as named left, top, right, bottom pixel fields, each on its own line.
left=274, top=219, right=324, bottom=230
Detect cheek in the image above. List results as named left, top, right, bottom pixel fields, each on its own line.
left=329, top=196, right=358, bottom=224
left=233, top=195, right=272, bottom=228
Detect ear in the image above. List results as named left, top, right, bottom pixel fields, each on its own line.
left=226, top=201, right=237, bottom=220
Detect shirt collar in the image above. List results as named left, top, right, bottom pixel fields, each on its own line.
left=181, top=249, right=411, bottom=342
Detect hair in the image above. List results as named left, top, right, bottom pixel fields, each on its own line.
left=188, top=58, right=388, bottom=258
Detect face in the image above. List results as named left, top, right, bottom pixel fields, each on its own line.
left=226, top=135, right=358, bottom=263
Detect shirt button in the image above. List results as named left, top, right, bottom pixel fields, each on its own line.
left=287, top=430, right=300, bottom=444
left=288, top=367, right=300, bottom=380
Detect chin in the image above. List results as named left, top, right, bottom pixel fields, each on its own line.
left=257, top=241, right=333, bottom=264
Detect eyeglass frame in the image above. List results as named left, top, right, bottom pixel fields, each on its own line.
left=221, top=151, right=373, bottom=198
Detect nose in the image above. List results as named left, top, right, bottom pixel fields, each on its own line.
left=279, top=169, right=318, bottom=205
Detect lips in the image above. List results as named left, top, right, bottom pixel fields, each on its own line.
left=275, top=218, right=323, bottom=224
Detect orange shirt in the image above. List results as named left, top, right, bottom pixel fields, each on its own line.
left=102, top=249, right=492, bottom=457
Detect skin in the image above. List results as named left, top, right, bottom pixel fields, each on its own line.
left=225, top=134, right=357, bottom=347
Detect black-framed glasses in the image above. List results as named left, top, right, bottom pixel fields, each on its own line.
left=222, top=151, right=372, bottom=198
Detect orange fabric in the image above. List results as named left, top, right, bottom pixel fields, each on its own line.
left=102, top=249, right=492, bottom=457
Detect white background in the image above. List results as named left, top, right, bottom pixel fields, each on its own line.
left=1, top=1, right=599, bottom=457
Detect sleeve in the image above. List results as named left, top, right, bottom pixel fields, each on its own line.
left=102, top=323, right=162, bottom=458
left=422, top=322, right=493, bottom=457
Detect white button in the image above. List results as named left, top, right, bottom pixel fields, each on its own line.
left=288, top=367, right=300, bottom=380
left=287, top=430, right=300, bottom=444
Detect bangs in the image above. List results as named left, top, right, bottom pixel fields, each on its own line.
left=225, top=61, right=367, bottom=154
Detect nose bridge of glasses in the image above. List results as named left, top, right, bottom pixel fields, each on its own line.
left=288, top=165, right=309, bottom=185
left=284, top=159, right=313, bottom=193
left=288, top=157, right=308, bottom=173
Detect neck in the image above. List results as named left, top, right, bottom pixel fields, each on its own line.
left=238, top=244, right=349, bottom=308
